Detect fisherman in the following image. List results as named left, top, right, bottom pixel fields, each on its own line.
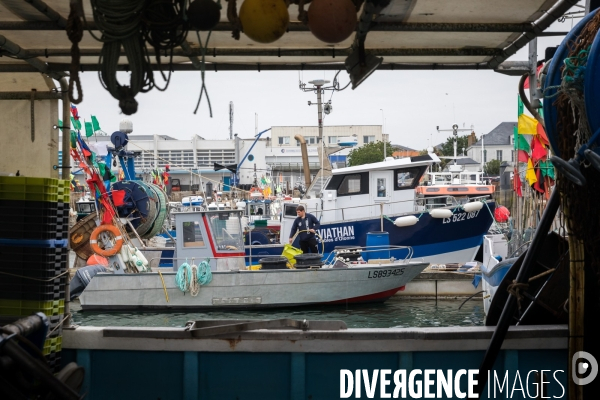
left=289, top=205, right=320, bottom=253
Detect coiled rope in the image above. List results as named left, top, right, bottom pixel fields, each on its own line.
left=92, top=0, right=152, bottom=115
left=142, top=0, right=188, bottom=89
left=175, top=259, right=213, bottom=296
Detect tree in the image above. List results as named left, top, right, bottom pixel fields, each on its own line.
left=437, top=134, right=473, bottom=170
left=347, top=141, right=393, bottom=167
left=484, top=159, right=501, bottom=175
left=439, top=134, right=472, bottom=157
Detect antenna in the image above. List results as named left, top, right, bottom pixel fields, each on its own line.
left=229, top=101, right=234, bottom=140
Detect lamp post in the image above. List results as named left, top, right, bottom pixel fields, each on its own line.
left=380, top=109, right=386, bottom=161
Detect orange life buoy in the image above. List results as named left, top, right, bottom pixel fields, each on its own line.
left=90, top=224, right=124, bottom=257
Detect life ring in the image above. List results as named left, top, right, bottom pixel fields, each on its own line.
left=90, top=224, right=124, bottom=257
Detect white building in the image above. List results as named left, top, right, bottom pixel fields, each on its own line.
left=467, top=122, right=517, bottom=168
left=64, top=125, right=388, bottom=194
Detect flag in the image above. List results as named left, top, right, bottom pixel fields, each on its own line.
left=518, top=114, right=538, bottom=135
left=539, top=160, right=556, bottom=180
left=517, top=135, right=531, bottom=152
left=85, top=121, right=94, bottom=137
left=533, top=168, right=545, bottom=193
left=517, top=95, right=524, bottom=116
left=70, top=104, right=80, bottom=120
left=91, top=116, right=101, bottom=132
left=71, top=116, right=81, bottom=130
left=513, top=167, right=522, bottom=197
left=526, top=159, right=537, bottom=186
left=537, top=122, right=550, bottom=147
left=518, top=150, right=530, bottom=163
left=531, top=136, right=548, bottom=162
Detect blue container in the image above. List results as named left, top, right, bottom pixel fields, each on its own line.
left=363, top=231, right=390, bottom=261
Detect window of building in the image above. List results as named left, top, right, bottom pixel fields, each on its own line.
left=363, top=135, right=375, bottom=144
left=484, top=150, right=487, bottom=163
left=511, top=150, right=514, bottom=162
left=306, top=136, right=317, bottom=145
left=338, top=174, right=362, bottom=195
left=328, top=136, right=337, bottom=144
left=496, top=150, right=503, bottom=161
left=279, top=136, right=290, bottom=145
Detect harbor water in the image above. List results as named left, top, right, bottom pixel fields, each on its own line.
left=69, top=297, right=484, bottom=329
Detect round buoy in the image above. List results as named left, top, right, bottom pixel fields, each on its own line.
left=494, top=206, right=510, bottom=223
left=87, top=254, right=109, bottom=266
left=239, top=0, right=289, bottom=43
left=187, top=0, right=221, bottom=31
left=308, top=0, right=357, bottom=43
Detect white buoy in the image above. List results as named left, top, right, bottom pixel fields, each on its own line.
left=429, top=209, right=453, bottom=219
left=394, top=215, right=419, bottom=227
left=463, top=202, right=484, bottom=212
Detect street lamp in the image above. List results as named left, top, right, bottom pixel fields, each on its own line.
left=380, top=109, right=386, bottom=161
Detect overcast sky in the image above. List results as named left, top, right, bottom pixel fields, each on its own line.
left=73, top=6, right=584, bottom=151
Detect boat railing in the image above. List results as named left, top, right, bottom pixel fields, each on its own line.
left=147, top=244, right=418, bottom=270
left=303, top=194, right=491, bottom=220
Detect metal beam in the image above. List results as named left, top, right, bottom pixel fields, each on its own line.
left=0, top=20, right=549, bottom=33
left=0, top=34, right=65, bottom=80
left=0, top=91, right=62, bottom=100
left=9, top=47, right=502, bottom=58
left=488, top=0, right=580, bottom=68
left=0, top=62, right=492, bottom=73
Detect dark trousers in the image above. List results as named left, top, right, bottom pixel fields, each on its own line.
left=300, top=237, right=318, bottom=253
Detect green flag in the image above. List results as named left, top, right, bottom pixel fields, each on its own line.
left=85, top=122, right=94, bottom=137
left=91, top=115, right=101, bottom=132
left=517, top=95, right=524, bottom=116
left=70, top=131, right=77, bottom=148
left=513, top=126, right=518, bottom=150
left=517, top=134, right=530, bottom=153
left=71, top=117, right=81, bottom=130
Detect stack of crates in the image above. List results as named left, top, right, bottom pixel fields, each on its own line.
left=0, top=176, right=70, bottom=373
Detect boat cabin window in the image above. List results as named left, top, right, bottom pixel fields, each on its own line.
left=182, top=221, right=205, bottom=247
left=324, top=172, right=369, bottom=196
left=209, top=213, right=244, bottom=251
left=376, top=178, right=387, bottom=197
left=338, top=174, right=362, bottom=195
left=284, top=204, right=299, bottom=218
left=394, top=167, right=426, bottom=190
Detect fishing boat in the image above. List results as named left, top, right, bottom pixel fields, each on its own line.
left=243, top=153, right=495, bottom=265
left=77, top=208, right=428, bottom=310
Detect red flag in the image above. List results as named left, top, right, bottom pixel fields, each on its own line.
left=513, top=167, right=522, bottom=197
left=531, top=136, right=548, bottom=162
left=537, top=123, right=550, bottom=147
left=518, top=150, right=530, bottom=163
left=533, top=167, right=545, bottom=193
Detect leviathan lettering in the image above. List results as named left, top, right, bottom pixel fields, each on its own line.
left=317, top=226, right=355, bottom=243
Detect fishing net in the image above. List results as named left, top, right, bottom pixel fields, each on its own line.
left=555, top=11, right=600, bottom=284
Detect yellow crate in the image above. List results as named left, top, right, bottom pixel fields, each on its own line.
left=0, top=176, right=58, bottom=187
left=42, top=336, right=62, bottom=356
left=0, top=299, right=64, bottom=317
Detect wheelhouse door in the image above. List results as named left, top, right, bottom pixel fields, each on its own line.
left=370, top=171, right=392, bottom=206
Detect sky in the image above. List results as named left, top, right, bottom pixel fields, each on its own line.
left=72, top=5, right=585, bottom=152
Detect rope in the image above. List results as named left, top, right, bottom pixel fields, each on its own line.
left=175, top=260, right=212, bottom=295
left=92, top=0, right=153, bottom=115
left=66, top=1, right=84, bottom=104
left=142, top=0, right=187, bottom=89
left=506, top=280, right=529, bottom=311
left=175, top=261, right=191, bottom=292
left=226, top=0, right=241, bottom=40
left=189, top=263, right=200, bottom=296
left=157, top=269, right=169, bottom=302
left=193, top=30, right=214, bottom=116
left=197, top=260, right=213, bottom=285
